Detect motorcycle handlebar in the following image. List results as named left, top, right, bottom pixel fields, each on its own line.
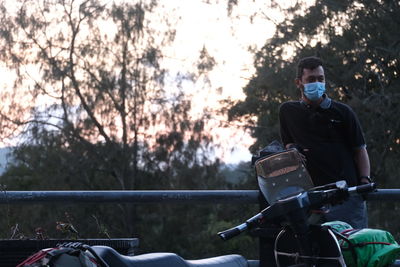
left=218, top=223, right=246, bottom=241
left=349, top=182, right=376, bottom=194
left=218, top=212, right=264, bottom=240
left=218, top=182, right=377, bottom=241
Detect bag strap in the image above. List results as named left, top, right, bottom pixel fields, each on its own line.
left=350, top=241, right=393, bottom=247
left=324, top=226, right=359, bottom=264
left=16, top=248, right=60, bottom=267
left=341, top=229, right=361, bottom=236
left=339, top=229, right=393, bottom=247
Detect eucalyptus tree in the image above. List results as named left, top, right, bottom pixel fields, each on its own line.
left=229, top=0, right=400, bottom=179
left=0, top=0, right=218, bottom=236
left=228, top=0, right=400, bottom=232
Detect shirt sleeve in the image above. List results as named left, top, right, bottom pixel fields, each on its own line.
left=345, top=105, right=366, bottom=149
left=279, top=103, right=293, bottom=146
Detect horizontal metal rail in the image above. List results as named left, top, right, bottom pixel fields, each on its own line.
left=0, top=190, right=259, bottom=204
left=366, top=189, right=400, bottom=201
left=0, top=189, right=399, bottom=204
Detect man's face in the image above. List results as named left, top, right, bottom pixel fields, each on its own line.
left=299, top=66, right=325, bottom=86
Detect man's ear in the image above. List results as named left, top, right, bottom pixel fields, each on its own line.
left=295, top=78, right=302, bottom=89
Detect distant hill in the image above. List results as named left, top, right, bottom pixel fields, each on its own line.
left=219, top=161, right=253, bottom=185
left=0, top=147, right=11, bottom=174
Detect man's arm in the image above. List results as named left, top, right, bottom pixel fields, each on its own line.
left=279, top=103, right=294, bottom=146
left=354, top=146, right=371, bottom=184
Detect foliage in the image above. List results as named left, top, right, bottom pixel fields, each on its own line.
left=228, top=0, right=400, bottom=235
left=0, top=0, right=261, bottom=258
left=0, top=164, right=259, bottom=259
left=0, top=0, right=196, bottom=191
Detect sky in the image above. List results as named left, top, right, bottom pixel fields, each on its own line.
left=0, top=0, right=309, bottom=164
left=157, top=1, right=286, bottom=163
left=169, top=0, right=314, bottom=163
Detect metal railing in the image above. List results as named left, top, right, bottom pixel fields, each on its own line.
left=1, top=188, right=399, bottom=267
left=0, top=189, right=399, bottom=204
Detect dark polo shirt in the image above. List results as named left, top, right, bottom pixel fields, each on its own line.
left=279, top=96, right=366, bottom=186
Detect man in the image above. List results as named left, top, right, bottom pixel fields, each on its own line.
left=279, top=56, right=371, bottom=228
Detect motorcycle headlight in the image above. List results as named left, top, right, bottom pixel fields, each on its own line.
left=255, top=149, right=314, bottom=205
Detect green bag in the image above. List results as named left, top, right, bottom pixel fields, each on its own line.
left=323, top=221, right=400, bottom=267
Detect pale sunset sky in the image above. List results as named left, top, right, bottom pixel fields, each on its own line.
left=0, top=0, right=312, bottom=164
left=163, top=0, right=308, bottom=163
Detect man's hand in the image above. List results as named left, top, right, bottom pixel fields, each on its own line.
left=286, top=143, right=308, bottom=162
left=359, top=175, right=372, bottom=184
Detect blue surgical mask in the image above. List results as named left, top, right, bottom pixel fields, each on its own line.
left=303, top=82, right=326, bottom=101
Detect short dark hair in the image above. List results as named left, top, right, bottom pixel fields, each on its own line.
left=296, top=56, right=323, bottom=79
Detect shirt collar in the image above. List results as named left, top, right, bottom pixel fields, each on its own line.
left=301, top=94, right=331, bottom=109
left=319, top=94, right=331, bottom=109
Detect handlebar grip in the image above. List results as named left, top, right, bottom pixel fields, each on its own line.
left=217, top=227, right=243, bottom=241
left=355, top=183, right=377, bottom=194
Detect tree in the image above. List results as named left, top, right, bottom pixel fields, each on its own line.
left=0, top=0, right=219, bottom=237
left=228, top=0, right=400, bottom=234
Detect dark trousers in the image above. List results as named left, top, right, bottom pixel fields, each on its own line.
left=322, top=194, right=368, bottom=229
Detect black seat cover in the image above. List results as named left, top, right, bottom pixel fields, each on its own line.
left=91, top=246, right=249, bottom=267
left=92, top=246, right=187, bottom=267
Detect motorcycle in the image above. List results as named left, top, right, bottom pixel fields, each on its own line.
left=19, top=149, right=400, bottom=267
